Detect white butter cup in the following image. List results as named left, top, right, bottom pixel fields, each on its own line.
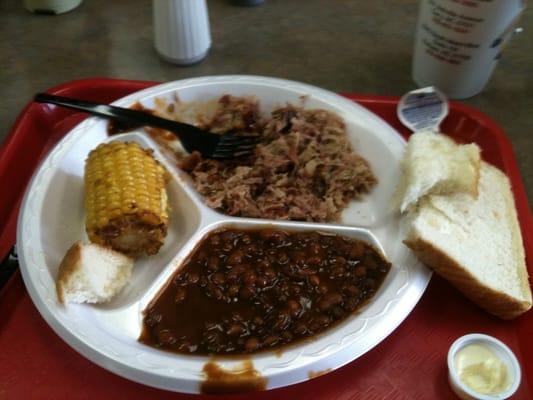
left=447, top=334, right=521, bottom=400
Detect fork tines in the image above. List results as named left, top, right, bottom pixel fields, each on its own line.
left=211, top=134, right=260, bottom=159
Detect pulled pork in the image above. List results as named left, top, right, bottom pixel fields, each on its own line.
left=174, top=96, right=377, bottom=222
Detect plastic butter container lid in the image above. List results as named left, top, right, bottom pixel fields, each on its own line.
left=447, top=334, right=521, bottom=400
left=397, top=86, right=448, bottom=133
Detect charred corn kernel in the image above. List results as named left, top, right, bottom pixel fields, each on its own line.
left=84, top=141, right=169, bottom=257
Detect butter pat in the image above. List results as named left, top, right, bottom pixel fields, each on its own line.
left=448, top=334, right=521, bottom=400
left=455, top=343, right=510, bottom=395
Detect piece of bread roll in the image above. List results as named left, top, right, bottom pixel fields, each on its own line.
left=404, top=162, right=532, bottom=319
left=56, top=241, right=134, bottom=304
left=394, top=131, right=481, bottom=213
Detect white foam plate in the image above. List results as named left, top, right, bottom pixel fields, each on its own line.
left=17, top=75, right=431, bottom=393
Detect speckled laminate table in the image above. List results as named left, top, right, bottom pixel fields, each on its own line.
left=1, top=0, right=532, bottom=202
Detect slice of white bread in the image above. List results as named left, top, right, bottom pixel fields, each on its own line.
left=56, top=241, right=133, bottom=304
left=404, top=162, right=532, bottom=319
left=394, top=131, right=481, bottom=212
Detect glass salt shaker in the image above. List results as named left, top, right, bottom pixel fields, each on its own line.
left=153, top=0, right=211, bottom=65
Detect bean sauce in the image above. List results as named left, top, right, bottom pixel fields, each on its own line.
left=140, top=229, right=391, bottom=355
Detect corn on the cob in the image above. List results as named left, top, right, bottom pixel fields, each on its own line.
left=84, top=141, right=169, bottom=257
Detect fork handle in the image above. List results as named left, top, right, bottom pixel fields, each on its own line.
left=34, top=93, right=195, bottom=135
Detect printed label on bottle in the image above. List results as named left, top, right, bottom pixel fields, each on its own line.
left=418, top=0, right=524, bottom=66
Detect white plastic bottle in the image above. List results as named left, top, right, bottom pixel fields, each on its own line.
left=23, top=0, right=82, bottom=14
left=153, top=0, right=212, bottom=65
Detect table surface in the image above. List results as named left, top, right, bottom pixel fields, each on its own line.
left=2, top=0, right=532, bottom=204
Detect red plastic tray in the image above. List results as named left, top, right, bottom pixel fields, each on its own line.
left=1, top=78, right=531, bottom=399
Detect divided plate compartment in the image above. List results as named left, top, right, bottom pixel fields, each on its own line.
left=16, top=76, right=432, bottom=393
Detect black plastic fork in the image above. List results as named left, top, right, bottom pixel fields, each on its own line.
left=34, top=93, right=260, bottom=159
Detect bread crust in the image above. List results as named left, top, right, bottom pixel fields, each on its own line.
left=491, top=164, right=532, bottom=306
left=56, top=241, right=83, bottom=304
left=404, top=237, right=532, bottom=320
